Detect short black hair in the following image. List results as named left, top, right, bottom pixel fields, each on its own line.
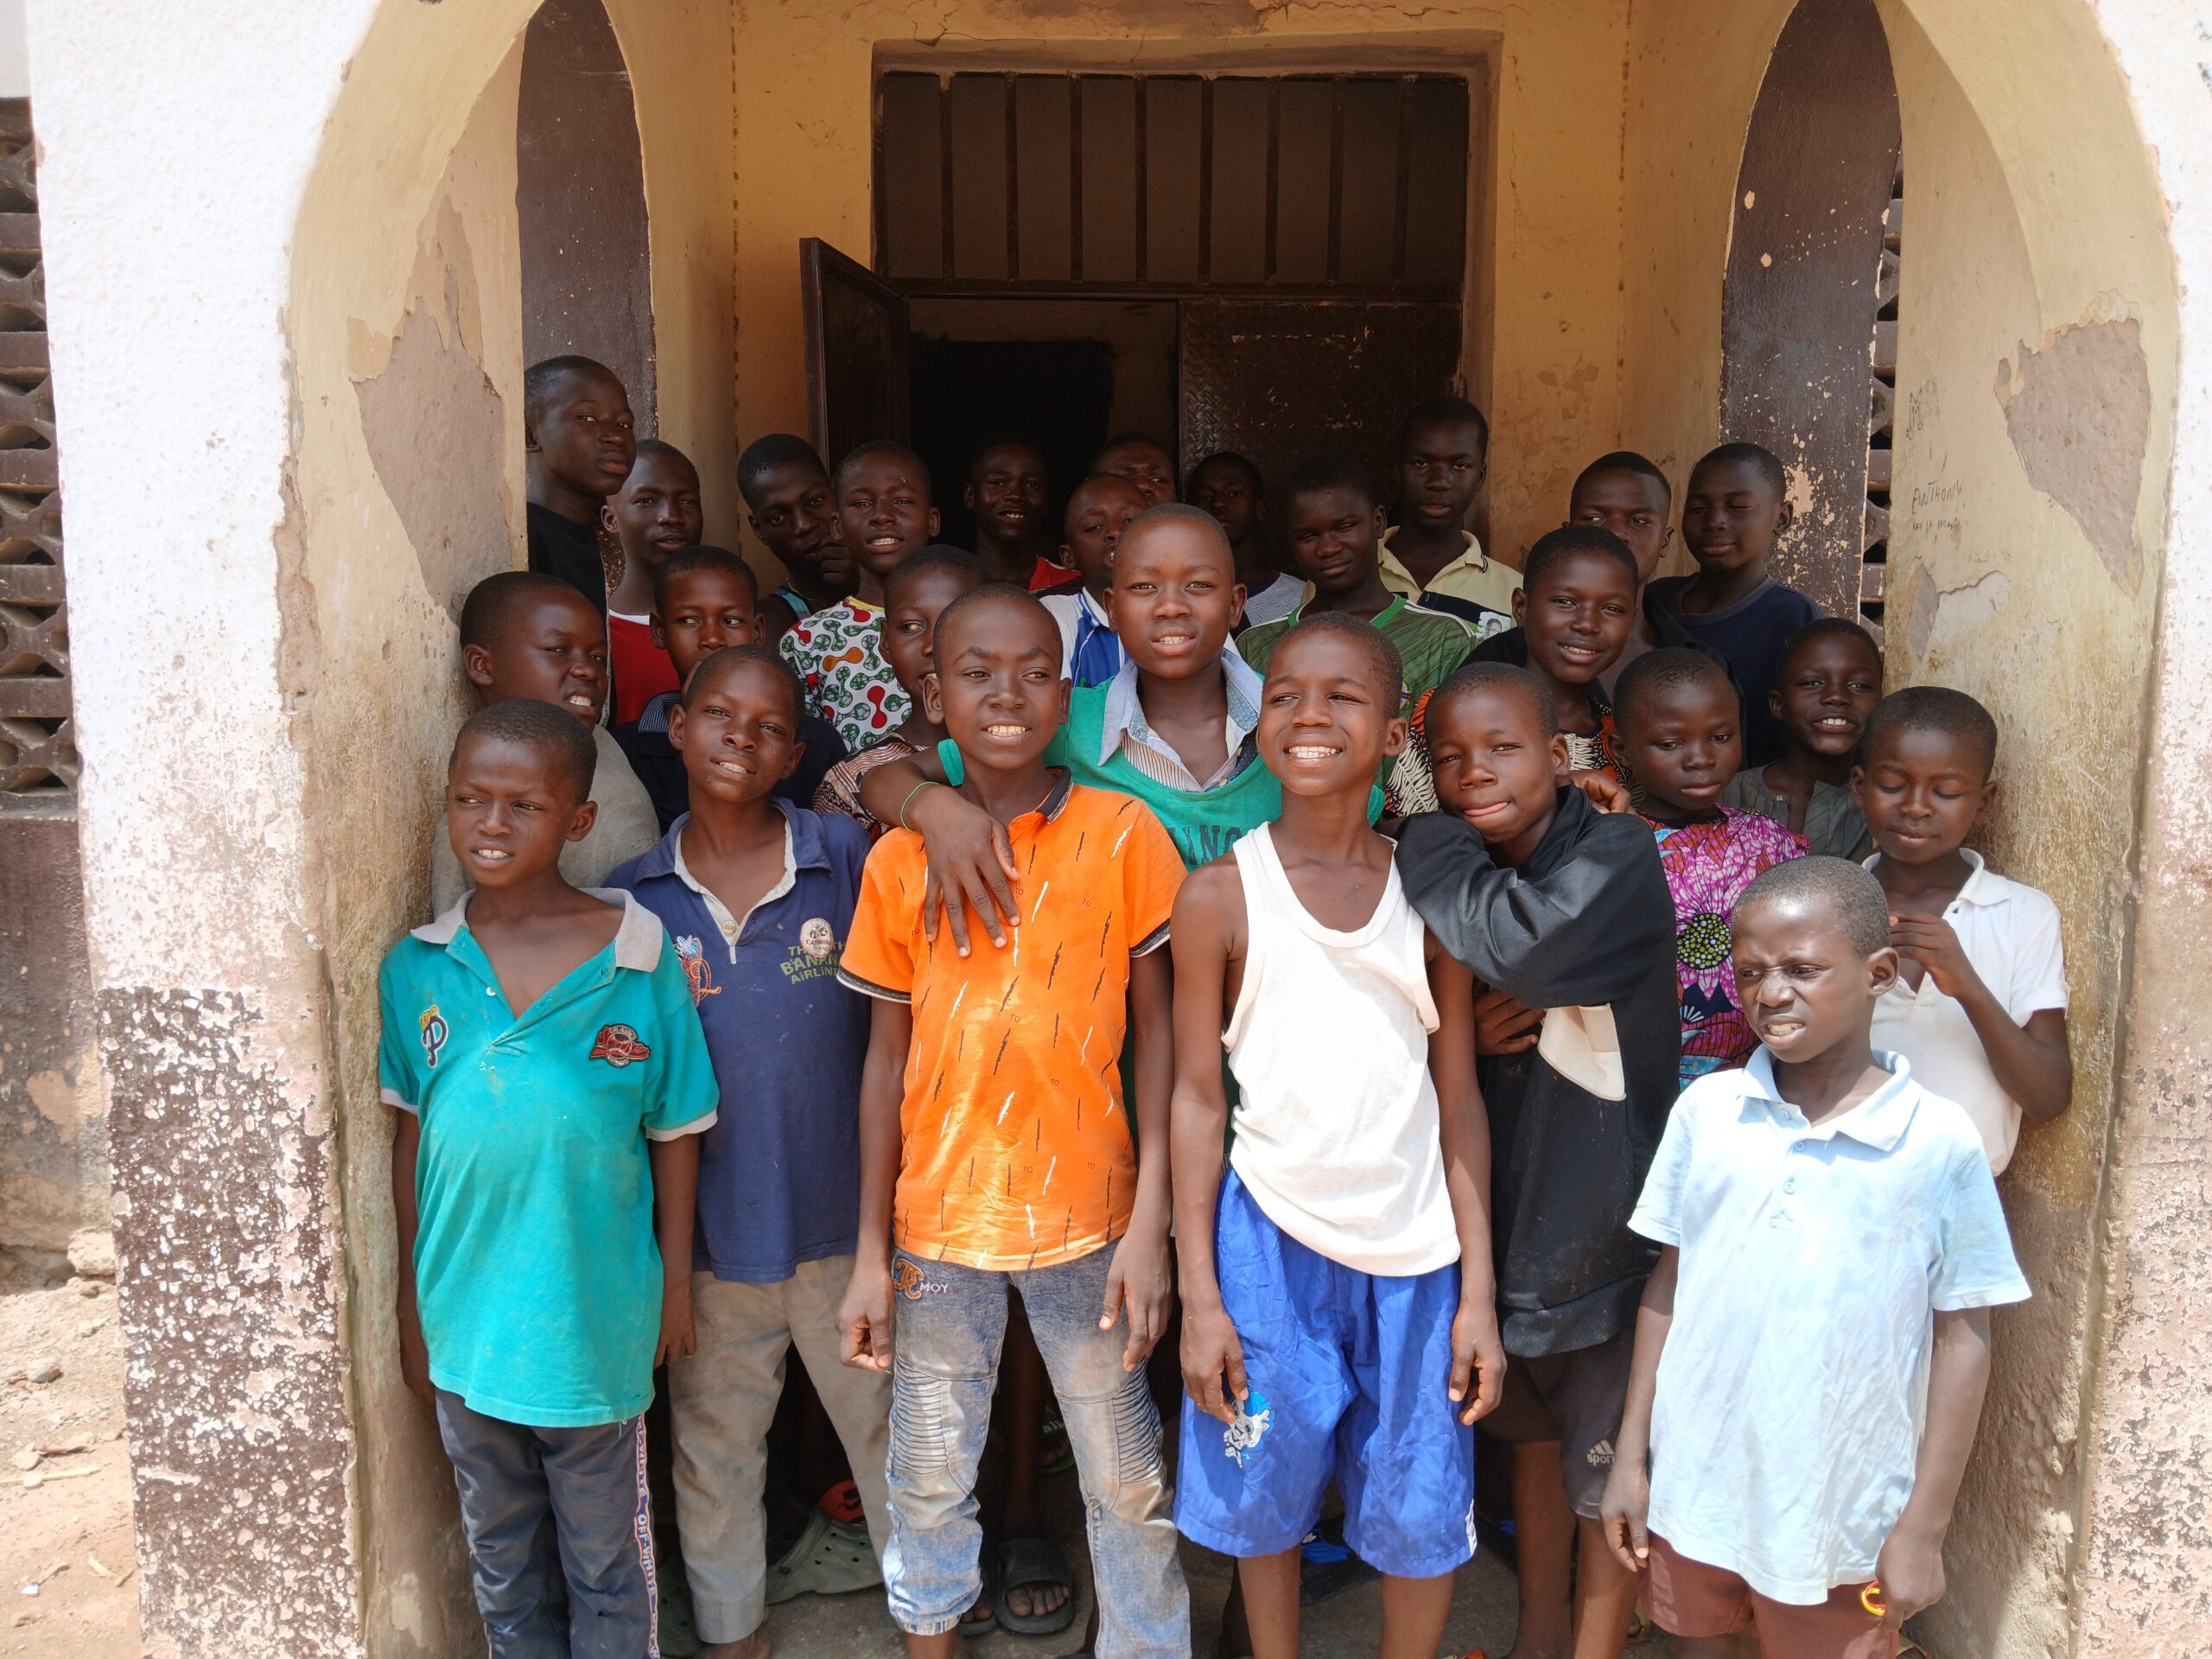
left=1523, top=524, right=1640, bottom=592
left=1188, top=451, right=1265, bottom=498
left=1122, top=501, right=1235, bottom=558
left=1862, top=684, right=1999, bottom=780
left=969, top=432, right=1046, bottom=476
left=629, top=436, right=696, bottom=474
left=1694, top=441, right=1787, bottom=497
left=1614, top=647, right=1738, bottom=731
left=458, top=569, right=594, bottom=651
left=652, top=545, right=758, bottom=611
left=452, top=695, right=597, bottom=802
left=1287, top=452, right=1382, bottom=512
left=1781, top=616, right=1882, bottom=677
left=887, top=544, right=989, bottom=603
left=933, top=582, right=1058, bottom=658
left=1093, top=430, right=1176, bottom=470
left=1271, top=611, right=1403, bottom=703
left=736, top=432, right=830, bottom=503
left=1737, top=855, right=1894, bottom=958
left=1572, top=450, right=1671, bottom=503
left=524, top=354, right=620, bottom=427
left=681, top=642, right=805, bottom=723
left=835, top=439, right=931, bottom=499
left=1398, top=394, right=1491, bottom=459
left=1428, top=660, right=1558, bottom=736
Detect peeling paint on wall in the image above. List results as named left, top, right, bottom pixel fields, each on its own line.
left=353, top=199, right=512, bottom=619
left=97, top=986, right=359, bottom=1656
left=1997, top=314, right=2150, bottom=593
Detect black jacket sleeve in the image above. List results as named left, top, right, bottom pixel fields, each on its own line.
left=1395, top=804, right=1674, bottom=1009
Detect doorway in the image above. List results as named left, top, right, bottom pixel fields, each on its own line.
left=802, top=66, right=1482, bottom=528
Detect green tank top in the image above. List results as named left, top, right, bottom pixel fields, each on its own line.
left=1051, top=683, right=1283, bottom=868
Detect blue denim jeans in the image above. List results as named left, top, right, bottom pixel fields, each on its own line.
left=883, top=1246, right=1189, bottom=1658
left=434, top=1389, right=658, bottom=1659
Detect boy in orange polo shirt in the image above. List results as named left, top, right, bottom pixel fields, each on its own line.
left=836, top=584, right=1191, bottom=1658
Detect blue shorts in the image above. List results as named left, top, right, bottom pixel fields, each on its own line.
left=1174, top=1172, right=1476, bottom=1580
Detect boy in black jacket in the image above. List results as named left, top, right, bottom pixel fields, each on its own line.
left=1394, top=661, right=1677, bottom=1659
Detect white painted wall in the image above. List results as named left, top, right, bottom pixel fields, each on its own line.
left=0, top=0, right=29, bottom=99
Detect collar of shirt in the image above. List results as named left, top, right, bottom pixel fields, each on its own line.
left=665, top=813, right=801, bottom=946
left=1733, top=1046, right=1923, bottom=1152
left=1861, top=845, right=2005, bottom=909
left=1286, top=589, right=1413, bottom=631
left=1377, top=527, right=1489, bottom=593
left=1097, top=646, right=1263, bottom=791
left=413, top=886, right=666, bottom=974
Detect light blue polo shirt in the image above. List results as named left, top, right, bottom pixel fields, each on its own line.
left=378, top=890, right=719, bottom=1427
left=1629, top=1050, right=2028, bottom=1605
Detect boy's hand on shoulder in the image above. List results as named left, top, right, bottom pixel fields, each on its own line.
left=1887, top=912, right=1980, bottom=1000
left=1473, top=984, right=1542, bottom=1056
left=656, top=1273, right=696, bottom=1368
left=1179, top=1295, right=1249, bottom=1426
left=1599, top=1458, right=1652, bottom=1574
left=1873, top=1517, right=1948, bottom=1630
left=1103, top=1220, right=1173, bottom=1372
left=1567, top=767, right=1633, bottom=814
left=912, top=785, right=1021, bottom=956
left=1447, top=1294, right=1506, bottom=1425
left=837, top=1257, right=894, bottom=1372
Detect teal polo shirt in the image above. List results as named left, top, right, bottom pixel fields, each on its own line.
left=378, top=889, right=718, bottom=1427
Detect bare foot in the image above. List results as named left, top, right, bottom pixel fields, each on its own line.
left=699, top=1631, right=771, bottom=1659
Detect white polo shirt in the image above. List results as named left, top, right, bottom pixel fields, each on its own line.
left=1630, top=1050, right=2029, bottom=1605
left=1865, top=849, right=2068, bottom=1174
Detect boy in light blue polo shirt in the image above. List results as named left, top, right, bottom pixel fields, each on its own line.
left=380, top=698, right=718, bottom=1659
left=610, top=645, right=892, bottom=1656
left=1600, top=857, right=2027, bottom=1658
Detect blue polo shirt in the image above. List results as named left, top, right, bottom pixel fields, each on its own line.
left=377, top=890, right=719, bottom=1427
left=609, top=804, right=872, bottom=1283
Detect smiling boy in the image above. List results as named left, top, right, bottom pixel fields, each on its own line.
left=430, top=572, right=660, bottom=912
left=965, top=437, right=1071, bottom=590
left=1171, top=615, right=1503, bottom=1659
left=1040, top=473, right=1146, bottom=688
left=1602, top=857, right=2028, bottom=1656
left=1722, top=620, right=1882, bottom=860
left=1394, top=663, right=1677, bottom=1659
left=384, top=696, right=717, bottom=1658
left=612, top=645, right=889, bottom=1659
left=835, top=585, right=1191, bottom=1658
left=780, top=442, right=942, bottom=753
left=525, top=355, right=636, bottom=613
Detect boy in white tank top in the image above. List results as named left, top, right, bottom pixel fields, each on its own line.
left=1169, top=613, right=1506, bottom=1659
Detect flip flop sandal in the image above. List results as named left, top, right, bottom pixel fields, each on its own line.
left=1040, top=1411, right=1076, bottom=1477
left=1298, top=1526, right=1378, bottom=1605
left=816, top=1478, right=866, bottom=1526
left=993, top=1536, right=1079, bottom=1636
left=1626, top=1608, right=1653, bottom=1643
left=763, top=1510, right=881, bottom=1605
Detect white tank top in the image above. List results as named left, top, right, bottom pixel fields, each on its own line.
left=1224, top=823, right=1460, bottom=1276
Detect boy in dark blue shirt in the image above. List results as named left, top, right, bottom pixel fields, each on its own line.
left=1643, top=442, right=1822, bottom=768
left=610, top=644, right=886, bottom=1659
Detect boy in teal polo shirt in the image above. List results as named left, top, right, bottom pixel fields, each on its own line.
left=381, top=698, right=718, bottom=1659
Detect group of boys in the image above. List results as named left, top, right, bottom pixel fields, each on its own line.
left=380, top=350, right=2075, bottom=1659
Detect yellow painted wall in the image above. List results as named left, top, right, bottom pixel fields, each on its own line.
left=1618, top=3, right=2176, bottom=1653
left=728, top=0, right=1633, bottom=571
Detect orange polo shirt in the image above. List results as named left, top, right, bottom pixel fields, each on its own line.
left=838, top=775, right=1184, bottom=1270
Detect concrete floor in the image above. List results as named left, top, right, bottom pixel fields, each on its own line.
left=736, top=1463, right=1681, bottom=1658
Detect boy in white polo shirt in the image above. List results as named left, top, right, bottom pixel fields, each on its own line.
left=1600, top=856, right=2028, bottom=1656
left=1853, top=685, right=2073, bottom=1173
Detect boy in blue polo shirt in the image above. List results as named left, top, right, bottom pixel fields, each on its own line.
left=610, top=645, right=888, bottom=1659
left=381, top=697, right=719, bottom=1659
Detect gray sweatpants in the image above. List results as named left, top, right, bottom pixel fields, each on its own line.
left=670, top=1255, right=893, bottom=1643
left=435, top=1389, right=658, bottom=1659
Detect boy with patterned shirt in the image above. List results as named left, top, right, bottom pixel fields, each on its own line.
left=1615, top=649, right=1807, bottom=1088
left=780, top=442, right=941, bottom=753
left=836, top=586, right=1191, bottom=1659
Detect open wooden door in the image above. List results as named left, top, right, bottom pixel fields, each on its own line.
left=799, top=238, right=910, bottom=462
